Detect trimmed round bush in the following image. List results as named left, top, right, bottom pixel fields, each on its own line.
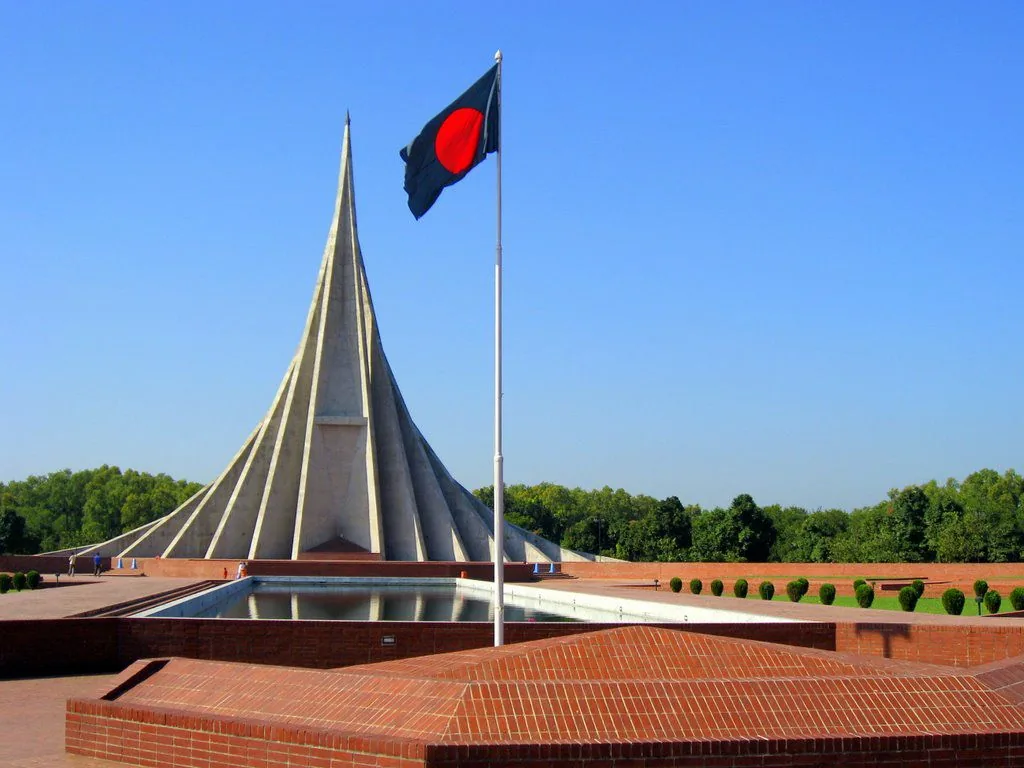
left=733, top=578, right=749, bottom=598
left=898, top=585, right=919, bottom=612
left=1010, top=587, right=1024, bottom=611
left=26, top=570, right=41, bottom=590
left=689, top=578, right=703, bottom=595
left=0, top=574, right=11, bottom=594
left=795, top=577, right=809, bottom=598
left=785, top=580, right=803, bottom=602
left=911, top=579, right=925, bottom=598
left=855, top=583, right=875, bottom=608
left=853, top=578, right=866, bottom=591
left=710, top=579, right=724, bottom=597
left=942, top=588, right=966, bottom=616
left=985, top=590, right=1002, bottom=614
left=12, top=572, right=27, bottom=591
left=669, top=577, right=683, bottom=593
left=973, top=579, right=989, bottom=599
left=759, top=580, right=775, bottom=600
left=818, top=583, right=836, bottom=605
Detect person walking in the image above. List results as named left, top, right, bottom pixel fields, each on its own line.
left=68, top=551, right=77, bottom=576
left=92, top=553, right=102, bottom=577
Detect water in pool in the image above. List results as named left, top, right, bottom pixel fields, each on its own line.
left=189, top=582, right=576, bottom=622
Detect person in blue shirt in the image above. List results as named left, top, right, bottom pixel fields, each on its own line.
left=92, top=553, right=102, bottom=577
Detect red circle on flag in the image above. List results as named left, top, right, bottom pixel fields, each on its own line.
left=435, top=107, right=484, bottom=174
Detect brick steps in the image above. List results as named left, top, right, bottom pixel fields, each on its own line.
left=70, top=580, right=222, bottom=618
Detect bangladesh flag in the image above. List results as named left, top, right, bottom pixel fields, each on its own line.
left=400, top=64, right=500, bottom=219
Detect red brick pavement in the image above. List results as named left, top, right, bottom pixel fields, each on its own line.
left=0, top=673, right=128, bottom=767
left=0, top=577, right=205, bottom=620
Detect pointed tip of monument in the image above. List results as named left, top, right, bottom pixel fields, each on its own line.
left=341, top=111, right=352, bottom=162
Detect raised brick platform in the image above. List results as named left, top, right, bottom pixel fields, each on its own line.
left=67, top=625, right=1024, bottom=767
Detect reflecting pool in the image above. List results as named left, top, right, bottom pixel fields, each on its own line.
left=186, top=582, right=576, bottom=622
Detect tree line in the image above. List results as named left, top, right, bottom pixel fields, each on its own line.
left=473, top=468, right=1024, bottom=563
left=0, top=466, right=203, bottom=554
left=1, top=465, right=1020, bottom=563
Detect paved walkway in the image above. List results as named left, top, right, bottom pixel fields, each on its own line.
left=0, top=674, right=129, bottom=767
left=0, top=576, right=207, bottom=620
left=534, top=577, right=1012, bottom=626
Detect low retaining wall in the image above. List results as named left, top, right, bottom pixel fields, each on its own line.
left=835, top=621, right=1024, bottom=667
left=0, top=555, right=534, bottom=582
left=8, top=612, right=1024, bottom=679
left=67, top=697, right=425, bottom=768
left=68, top=699, right=1024, bottom=768
left=0, top=555, right=108, bottom=575
left=0, top=618, right=121, bottom=677
left=246, top=560, right=534, bottom=581
left=0, top=616, right=833, bottom=679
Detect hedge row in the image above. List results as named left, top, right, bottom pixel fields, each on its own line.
left=0, top=570, right=42, bottom=593
left=662, top=575, right=1008, bottom=616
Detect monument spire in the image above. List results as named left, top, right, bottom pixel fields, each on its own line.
left=73, top=122, right=586, bottom=563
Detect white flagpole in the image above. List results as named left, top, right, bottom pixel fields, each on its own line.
left=493, top=49, right=505, bottom=647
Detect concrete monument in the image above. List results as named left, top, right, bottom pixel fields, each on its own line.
left=76, top=120, right=586, bottom=563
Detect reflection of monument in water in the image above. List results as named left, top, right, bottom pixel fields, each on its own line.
left=73, top=120, right=586, bottom=563
left=210, top=584, right=567, bottom=622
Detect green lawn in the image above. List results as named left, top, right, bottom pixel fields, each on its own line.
left=770, top=594, right=954, bottom=614
left=731, top=592, right=1001, bottom=615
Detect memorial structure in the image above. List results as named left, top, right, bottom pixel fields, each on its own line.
left=70, top=120, right=585, bottom=564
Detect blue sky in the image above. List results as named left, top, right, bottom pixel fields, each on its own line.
left=1, top=2, right=1021, bottom=511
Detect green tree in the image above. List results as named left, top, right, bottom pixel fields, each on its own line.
left=888, top=486, right=929, bottom=562
left=922, top=482, right=965, bottom=560
left=0, top=507, right=34, bottom=554
left=935, top=513, right=987, bottom=562
left=791, top=509, right=849, bottom=562
left=614, top=514, right=662, bottom=561
left=655, top=496, right=692, bottom=555
left=0, top=466, right=202, bottom=553
left=764, top=505, right=807, bottom=562
left=959, top=469, right=1023, bottom=562
left=729, top=493, right=775, bottom=562
left=832, top=503, right=900, bottom=562
left=690, top=495, right=774, bottom=562
left=690, top=507, right=735, bottom=561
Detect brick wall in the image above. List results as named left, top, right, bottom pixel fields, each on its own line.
left=836, top=621, right=1024, bottom=667
left=422, top=734, right=1024, bottom=767
left=0, top=554, right=97, bottom=575
left=66, top=696, right=425, bottom=768
left=115, top=618, right=834, bottom=670
left=67, top=694, right=1024, bottom=768
left=0, top=618, right=120, bottom=678
left=17, top=614, right=1024, bottom=679
left=0, top=615, right=832, bottom=678
left=2, top=554, right=537, bottom=582
left=246, top=560, right=535, bottom=581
